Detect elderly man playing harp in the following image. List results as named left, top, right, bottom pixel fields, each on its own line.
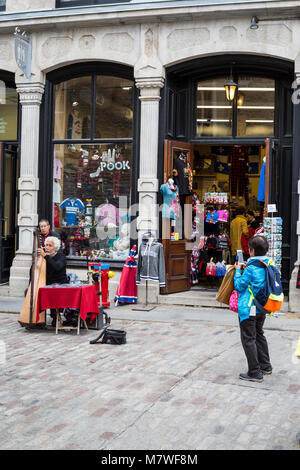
left=37, top=236, right=68, bottom=326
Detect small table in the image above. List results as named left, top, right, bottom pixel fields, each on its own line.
left=36, top=285, right=99, bottom=335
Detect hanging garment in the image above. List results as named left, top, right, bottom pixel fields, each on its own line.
left=172, top=155, right=192, bottom=195
left=160, top=182, right=180, bottom=219
left=53, top=158, right=63, bottom=180
left=59, top=197, right=85, bottom=226
left=114, top=246, right=138, bottom=304
left=136, top=239, right=166, bottom=287
left=229, top=146, right=249, bottom=205
left=97, top=203, right=120, bottom=227
left=257, top=161, right=266, bottom=202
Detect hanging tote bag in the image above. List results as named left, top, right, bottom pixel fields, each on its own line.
left=229, top=290, right=239, bottom=312
left=215, top=265, right=236, bottom=305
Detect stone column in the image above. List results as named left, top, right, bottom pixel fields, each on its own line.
left=135, top=77, right=164, bottom=304
left=135, top=77, right=164, bottom=239
left=9, top=82, right=45, bottom=296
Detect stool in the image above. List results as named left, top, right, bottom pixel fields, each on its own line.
left=55, top=309, right=88, bottom=335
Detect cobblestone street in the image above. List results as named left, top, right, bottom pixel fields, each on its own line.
left=1, top=307, right=300, bottom=451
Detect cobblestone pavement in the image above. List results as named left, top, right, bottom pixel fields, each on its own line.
left=0, top=309, right=300, bottom=451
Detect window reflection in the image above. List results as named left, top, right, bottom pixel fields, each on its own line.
left=196, top=78, right=233, bottom=137
left=237, top=76, right=275, bottom=136
left=54, top=77, right=92, bottom=140
left=0, top=84, right=18, bottom=141
left=95, top=76, right=133, bottom=139
left=196, top=76, right=275, bottom=138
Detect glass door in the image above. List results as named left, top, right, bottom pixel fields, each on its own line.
left=0, top=144, right=18, bottom=283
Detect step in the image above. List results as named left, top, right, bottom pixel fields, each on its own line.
left=158, top=293, right=224, bottom=308
left=158, top=293, right=289, bottom=312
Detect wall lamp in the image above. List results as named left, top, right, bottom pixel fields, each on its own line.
left=250, top=14, right=299, bottom=29
left=250, top=16, right=259, bottom=29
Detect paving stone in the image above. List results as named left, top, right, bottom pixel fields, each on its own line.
left=0, top=311, right=300, bottom=450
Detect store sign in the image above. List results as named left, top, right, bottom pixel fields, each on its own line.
left=14, top=28, right=32, bottom=81
left=100, top=161, right=130, bottom=171
left=267, top=204, right=277, bottom=213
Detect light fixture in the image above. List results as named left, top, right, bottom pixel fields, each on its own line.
left=250, top=16, right=259, bottom=29
left=224, top=64, right=237, bottom=103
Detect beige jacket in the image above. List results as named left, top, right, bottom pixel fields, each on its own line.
left=230, top=215, right=249, bottom=255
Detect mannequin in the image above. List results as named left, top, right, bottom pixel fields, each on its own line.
left=136, top=232, right=165, bottom=287
left=160, top=178, right=180, bottom=220
left=134, top=232, right=165, bottom=311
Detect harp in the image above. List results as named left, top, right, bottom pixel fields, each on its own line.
left=18, top=228, right=46, bottom=328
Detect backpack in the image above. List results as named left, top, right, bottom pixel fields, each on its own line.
left=248, top=260, right=284, bottom=314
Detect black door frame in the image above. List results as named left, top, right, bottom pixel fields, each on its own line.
left=0, top=143, right=19, bottom=283
left=159, top=54, right=294, bottom=295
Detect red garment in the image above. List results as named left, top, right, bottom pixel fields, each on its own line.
left=36, top=285, right=99, bottom=323
left=114, top=246, right=137, bottom=304
left=241, top=227, right=255, bottom=255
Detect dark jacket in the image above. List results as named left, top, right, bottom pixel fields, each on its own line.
left=45, top=251, right=68, bottom=285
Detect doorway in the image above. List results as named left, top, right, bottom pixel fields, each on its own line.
left=0, top=143, right=19, bottom=283
left=161, top=139, right=268, bottom=294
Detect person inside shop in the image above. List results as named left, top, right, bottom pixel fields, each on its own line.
left=39, top=219, right=60, bottom=248
left=234, top=235, right=272, bottom=382
left=230, top=206, right=249, bottom=261
left=37, top=236, right=68, bottom=327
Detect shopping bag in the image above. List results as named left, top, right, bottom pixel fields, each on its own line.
left=215, top=265, right=235, bottom=305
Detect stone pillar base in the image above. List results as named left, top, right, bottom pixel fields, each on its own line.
left=288, top=263, right=300, bottom=312
left=9, top=253, right=32, bottom=297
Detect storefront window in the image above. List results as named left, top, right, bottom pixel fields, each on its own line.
left=95, top=76, right=133, bottom=138
left=196, top=78, right=233, bottom=137
left=53, top=143, right=132, bottom=260
left=196, top=75, right=275, bottom=138
left=52, top=72, right=134, bottom=261
left=54, top=77, right=92, bottom=140
left=0, top=1, right=5, bottom=11
left=236, top=76, right=275, bottom=137
left=0, top=83, right=18, bottom=141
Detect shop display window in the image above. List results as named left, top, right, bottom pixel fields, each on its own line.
left=0, top=83, right=18, bottom=140
left=52, top=72, right=134, bottom=261
left=52, top=143, right=132, bottom=260
left=56, top=0, right=131, bottom=8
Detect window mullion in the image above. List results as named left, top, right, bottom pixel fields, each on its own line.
left=91, top=74, right=96, bottom=141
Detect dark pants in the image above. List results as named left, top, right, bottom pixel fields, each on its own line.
left=239, top=314, right=272, bottom=376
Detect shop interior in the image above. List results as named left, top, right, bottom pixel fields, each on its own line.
left=181, top=144, right=266, bottom=290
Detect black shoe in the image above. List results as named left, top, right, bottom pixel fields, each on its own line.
left=261, top=367, right=272, bottom=375
left=239, top=372, right=263, bottom=383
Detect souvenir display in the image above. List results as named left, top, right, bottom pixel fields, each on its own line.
left=52, top=143, right=132, bottom=259
left=264, top=217, right=282, bottom=271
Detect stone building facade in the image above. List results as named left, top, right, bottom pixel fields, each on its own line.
left=0, top=0, right=299, bottom=310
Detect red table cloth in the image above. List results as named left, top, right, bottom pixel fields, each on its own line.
left=36, top=285, right=99, bottom=324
